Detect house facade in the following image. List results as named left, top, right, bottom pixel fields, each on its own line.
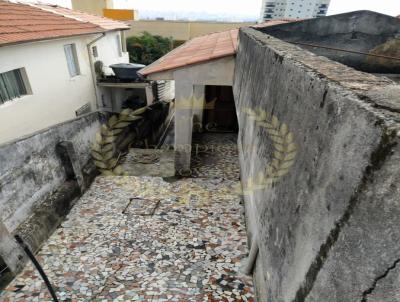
left=0, top=1, right=129, bottom=144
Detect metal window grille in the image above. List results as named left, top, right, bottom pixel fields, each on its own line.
left=0, top=68, right=28, bottom=104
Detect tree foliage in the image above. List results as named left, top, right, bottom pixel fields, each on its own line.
left=127, top=32, right=173, bottom=65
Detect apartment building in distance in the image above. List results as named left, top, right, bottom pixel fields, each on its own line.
left=260, top=0, right=331, bottom=22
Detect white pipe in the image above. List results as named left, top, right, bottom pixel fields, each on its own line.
left=87, top=33, right=106, bottom=110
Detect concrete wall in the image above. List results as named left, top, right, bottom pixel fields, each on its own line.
left=127, top=20, right=254, bottom=41
left=258, top=11, right=400, bottom=73
left=0, top=112, right=101, bottom=232
left=234, top=27, right=400, bottom=302
left=0, top=31, right=127, bottom=145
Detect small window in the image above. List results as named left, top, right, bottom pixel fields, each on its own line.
left=0, top=68, right=30, bottom=104
left=116, top=35, right=122, bottom=57
left=64, top=44, right=80, bottom=77
left=92, top=46, right=98, bottom=58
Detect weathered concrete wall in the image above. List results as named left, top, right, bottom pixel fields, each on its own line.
left=0, top=112, right=101, bottom=232
left=234, top=27, right=400, bottom=302
left=258, top=11, right=400, bottom=74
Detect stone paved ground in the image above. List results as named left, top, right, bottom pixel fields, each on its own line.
left=191, top=133, right=240, bottom=180
left=0, top=134, right=253, bottom=302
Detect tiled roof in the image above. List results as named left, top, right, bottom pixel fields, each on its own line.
left=139, top=29, right=238, bottom=76
left=139, top=20, right=295, bottom=76
left=0, top=0, right=129, bottom=47
left=33, top=3, right=130, bottom=31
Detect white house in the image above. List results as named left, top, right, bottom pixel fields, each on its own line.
left=0, top=0, right=130, bottom=144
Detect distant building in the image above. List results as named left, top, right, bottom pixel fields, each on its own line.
left=259, top=0, right=331, bottom=22
left=71, top=0, right=138, bottom=21
left=126, top=20, right=255, bottom=42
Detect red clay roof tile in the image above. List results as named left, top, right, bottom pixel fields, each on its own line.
left=0, top=0, right=129, bottom=47
left=139, top=19, right=295, bottom=76
left=33, top=3, right=130, bottom=31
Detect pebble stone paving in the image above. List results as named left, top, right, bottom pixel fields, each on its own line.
left=191, top=133, right=240, bottom=180
left=0, top=133, right=254, bottom=302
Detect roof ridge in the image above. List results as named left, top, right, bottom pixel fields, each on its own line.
left=32, top=2, right=130, bottom=30
left=30, top=3, right=95, bottom=25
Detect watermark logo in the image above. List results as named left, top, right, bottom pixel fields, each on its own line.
left=90, top=100, right=298, bottom=200
left=237, top=106, right=297, bottom=195
left=91, top=107, right=146, bottom=176
left=174, top=96, right=216, bottom=111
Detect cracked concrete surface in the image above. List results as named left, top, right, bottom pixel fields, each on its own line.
left=362, top=259, right=400, bottom=302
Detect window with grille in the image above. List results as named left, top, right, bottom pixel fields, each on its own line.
left=0, top=68, right=29, bottom=104
left=64, top=44, right=80, bottom=77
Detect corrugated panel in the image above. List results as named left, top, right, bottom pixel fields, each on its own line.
left=156, top=80, right=175, bottom=102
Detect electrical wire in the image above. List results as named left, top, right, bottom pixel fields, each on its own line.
left=285, top=40, right=400, bottom=62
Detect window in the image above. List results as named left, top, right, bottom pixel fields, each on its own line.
left=116, top=35, right=122, bottom=57
left=0, top=68, right=29, bottom=104
left=64, top=44, right=80, bottom=77
left=92, top=46, right=98, bottom=58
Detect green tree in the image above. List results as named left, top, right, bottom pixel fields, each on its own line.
left=126, top=32, right=173, bottom=65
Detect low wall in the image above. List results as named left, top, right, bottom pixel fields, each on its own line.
left=234, top=27, right=400, bottom=302
left=0, top=112, right=101, bottom=232
left=258, top=11, right=400, bottom=73
left=126, top=20, right=254, bottom=41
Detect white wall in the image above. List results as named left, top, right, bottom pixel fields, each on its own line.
left=148, top=56, right=235, bottom=172
left=91, top=30, right=129, bottom=76
left=0, top=30, right=127, bottom=145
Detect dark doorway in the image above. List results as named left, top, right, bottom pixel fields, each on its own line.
left=203, top=85, right=238, bottom=132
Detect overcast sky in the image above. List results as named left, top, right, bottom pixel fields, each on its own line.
left=116, top=0, right=400, bottom=16
left=22, top=0, right=400, bottom=17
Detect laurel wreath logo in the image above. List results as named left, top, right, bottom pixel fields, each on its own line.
left=90, top=101, right=297, bottom=200
left=237, top=107, right=297, bottom=195
left=91, top=107, right=147, bottom=176
left=175, top=96, right=216, bottom=110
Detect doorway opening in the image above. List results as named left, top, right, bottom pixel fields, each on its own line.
left=203, top=85, right=238, bottom=133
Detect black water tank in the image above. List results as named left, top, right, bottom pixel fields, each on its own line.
left=110, top=63, right=146, bottom=80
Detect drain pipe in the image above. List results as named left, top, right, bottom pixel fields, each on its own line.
left=87, top=33, right=106, bottom=111
left=14, top=235, right=59, bottom=302
left=242, top=233, right=259, bottom=275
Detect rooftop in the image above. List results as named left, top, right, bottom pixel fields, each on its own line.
left=33, top=3, right=130, bottom=31
left=0, top=0, right=128, bottom=47
left=139, top=29, right=238, bottom=76
left=139, top=19, right=296, bottom=76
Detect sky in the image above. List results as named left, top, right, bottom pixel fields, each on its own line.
left=20, top=0, right=400, bottom=18
left=115, top=0, right=400, bottom=17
